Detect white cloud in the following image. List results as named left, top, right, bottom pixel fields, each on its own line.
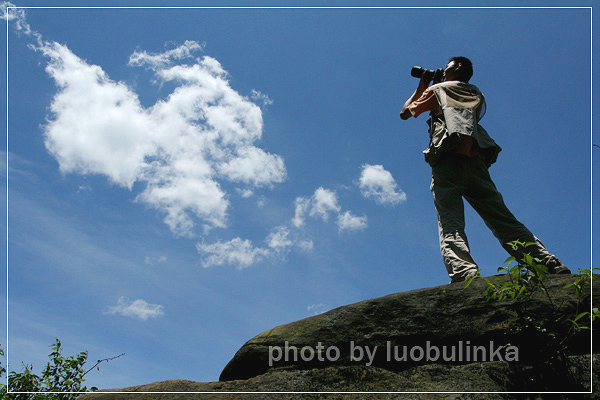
left=197, top=225, right=316, bottom=269
left=292, top=196, right=311, bottom=228
left=297, top=239, right=314, bottom=251
left=217, top=146, right=286, bottom=187
left=128, top=40, right=206, bottom=69
left=41, top=41, right=155, bottom=188
left=265, top=226, right=293, bottom=253
left=197, top=237, right=270, bottom=269
left=359, top=164, right=406, bottom=206
left=294, top=187, right=342, bottom=228
left=337, top=211, right=368, bottom=232
left=31, top=38, right=286, bottom=236
left=307, top=303, right=327, bottom=315
left=310, top=187, right=341, bottom=221
left=1, top=2, right=40, bottom=42
left=256, top=195, right=267, bottom=207
left=292, top=186, right=367, bottom=234
left=250, top=89, right=273, bottom=107
left=105, top=297, right=164, bottom=321
left=236, top=188, right=254, bottom=198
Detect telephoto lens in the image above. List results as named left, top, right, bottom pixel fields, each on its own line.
left=410, top=66, right=444, bottom=84
left=411, top=66, right=428, bottom=78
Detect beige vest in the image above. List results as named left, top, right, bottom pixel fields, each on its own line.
left=424, top=81, right=502, bottom=167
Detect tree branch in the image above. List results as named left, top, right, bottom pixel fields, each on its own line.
left=82, top=353, right=125, bottom=378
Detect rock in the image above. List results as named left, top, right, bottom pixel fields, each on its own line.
left=78, top=274, right=598, bottom=399
left=219, top=274, right=597, bottom=382
left=80, top=355, right=599, bottom=399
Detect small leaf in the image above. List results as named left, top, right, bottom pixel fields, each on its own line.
left=464, top=276, right=474, bottom=288
left=504, top=256, right=516, bottom=264
left=573, top=311, right=589, bottom=322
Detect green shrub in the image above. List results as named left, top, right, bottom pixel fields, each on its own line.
left=1, top=338, right=123, bottom=399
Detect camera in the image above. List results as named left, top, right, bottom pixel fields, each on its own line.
left=411, top=66, right=444, bottom=84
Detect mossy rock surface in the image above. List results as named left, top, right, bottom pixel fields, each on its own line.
left=220, top=274, right=597, bottom=382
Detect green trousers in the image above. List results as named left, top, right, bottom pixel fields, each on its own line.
left=430, top=153, right=554, bottom=282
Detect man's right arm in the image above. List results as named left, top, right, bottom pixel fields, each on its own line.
left=400, top=75, right=432, bottom=120
left=399, top=106, right=413, bottom=120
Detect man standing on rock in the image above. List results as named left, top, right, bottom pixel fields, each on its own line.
left=400, top=56, right=570, bottom=282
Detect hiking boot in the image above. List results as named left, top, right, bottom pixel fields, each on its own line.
left=464, top=270, right=481, bottom=281
left=542, top=254, right=571, bottom=274
left=450, top=269, right=480, bottom=283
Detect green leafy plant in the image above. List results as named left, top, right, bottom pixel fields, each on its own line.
left=465, top=241, right=597, bottom=391
left=466, top=241, right=598, bottom=335
left=563, top=268, right=600, bottom=332
left=1, top=338, right=123, bottom=399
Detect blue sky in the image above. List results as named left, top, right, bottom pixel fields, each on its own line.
left=1, top=1, right=596, bottom=390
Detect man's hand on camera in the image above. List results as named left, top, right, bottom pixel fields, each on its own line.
left=418, top=74, right=433, bottom=91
